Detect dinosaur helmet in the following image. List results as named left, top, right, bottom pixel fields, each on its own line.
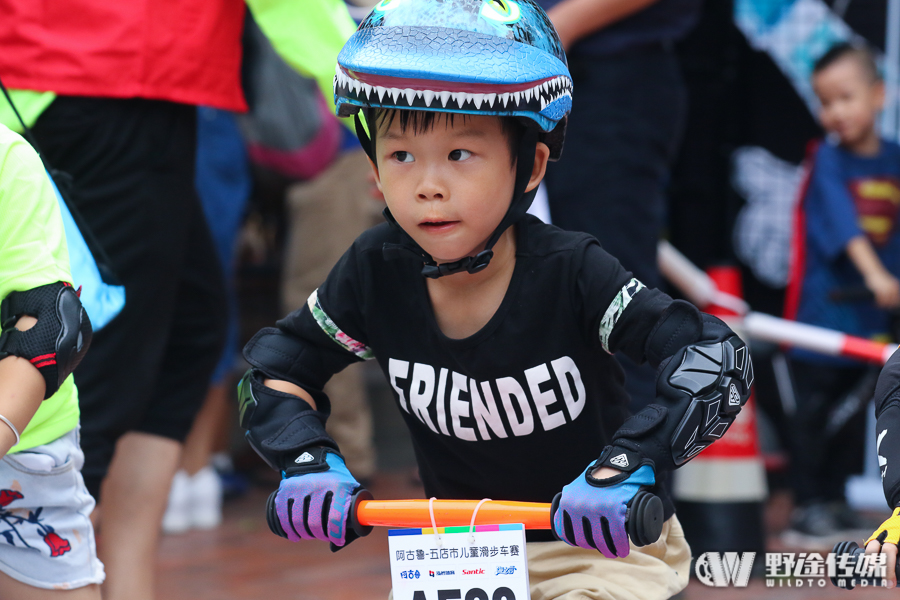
left=334, top=0, right=572, bottom=160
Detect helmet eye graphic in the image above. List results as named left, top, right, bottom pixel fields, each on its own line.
left=480, top=0, right=521, bottom=24
left=374, top=0, right=408, bottom=12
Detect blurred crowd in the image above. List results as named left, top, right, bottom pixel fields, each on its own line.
left=0, top=0, right=898, bottom=598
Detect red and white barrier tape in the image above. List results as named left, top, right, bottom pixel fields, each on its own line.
left=658, top=241, right=899, bottom=365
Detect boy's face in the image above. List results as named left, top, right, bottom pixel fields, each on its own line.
left=813, top=57, right=885, bottom=150
left=372, top=114, right=523, bottom=264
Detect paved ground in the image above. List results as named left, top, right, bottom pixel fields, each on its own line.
left=155, top=473, right=890, bottom=600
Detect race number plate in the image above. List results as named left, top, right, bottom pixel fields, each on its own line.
left=388, top=523, right=530, bottom=600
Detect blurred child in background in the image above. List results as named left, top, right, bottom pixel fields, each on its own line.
left=784, top=42, right=900, bottom=545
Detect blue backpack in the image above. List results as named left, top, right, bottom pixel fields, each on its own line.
left=47, top=172, right=125, bottom=330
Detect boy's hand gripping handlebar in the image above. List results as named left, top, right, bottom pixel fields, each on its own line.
left=265, top=490, right=663, bottom=546
left=831, top=540, right=900, bottom=589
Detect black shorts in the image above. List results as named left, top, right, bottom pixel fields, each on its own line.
left=32, top=97, right=227, bottom=498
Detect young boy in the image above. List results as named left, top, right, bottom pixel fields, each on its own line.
left=0, top=123, right=101, bottom=596
left=784, top=42, right=900, bottom=545
left=239, top=0, right=753, bottom=596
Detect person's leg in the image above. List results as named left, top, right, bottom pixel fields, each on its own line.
left=544, top=50, right=687, bottom=411
left=544, top=50, right=686, bottom=289
left=822, top=366, right=874, bottom=502
left=33, top=97, right=225, bottom=597
left=139, top=159, right=227, bottom=542
left=96, top=432, right=181, bottom=600
left=180, top=384, right=231, bottom=475
left=821, top=366, right=877, bottom=531
left=0, top=572, right=99, bottom=600
left=785, top=359, right=868, bottom=542
left=162, top=383, right=230, bottom=534
left=30, top=98, right=200, bottom=499
left=788, top=359, right=839, bottom=507
left=526, top=516, right=690, bottom=600
left=162, top=107, right=250, bottom=533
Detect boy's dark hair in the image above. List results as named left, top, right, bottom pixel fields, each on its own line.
left=370, top=109, right=525, bottom=168
left=813, top=42, right=881, bottom=82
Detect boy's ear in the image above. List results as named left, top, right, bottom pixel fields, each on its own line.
left=525, top=142, right=551, bottom=193
left=368, top=156, right=383, bottom=193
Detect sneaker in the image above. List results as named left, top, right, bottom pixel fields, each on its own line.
left=162, top=470, right=192, bottom=534
left=781, top=503, right=848, bottom=549
left=190, top=465, right=223, bottom=530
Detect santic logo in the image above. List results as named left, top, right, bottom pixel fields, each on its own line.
left=695, top=552, right=756, bottom=587
left=462, top=568, right=485, bottom=575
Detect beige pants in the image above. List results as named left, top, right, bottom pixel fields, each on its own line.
left=281, top=149, right=383, bottom=478
left=527, top=516, right=690, bottom=600
left=388, top=516, right=689, bottom=600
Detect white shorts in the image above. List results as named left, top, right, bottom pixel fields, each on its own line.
left=0, top=427, right=105, bottom=589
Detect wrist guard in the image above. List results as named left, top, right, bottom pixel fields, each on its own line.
left=238, top=369, right=338, bottom=471
left=0, top=282, right=92, bottom=398
left=612, top=333, right=753, bottom=472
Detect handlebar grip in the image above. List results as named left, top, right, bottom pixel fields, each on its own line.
left=627, top=490, right=664, bottom=547
left=550, top=490, right=664, bottom=547
left=348, top=489, right=374, bottom=538
left=831, top=540, right=900, bottom=589
left=266, top=490, right=287, bottom=538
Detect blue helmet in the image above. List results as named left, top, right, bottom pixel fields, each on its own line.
left=334, top=0, right=572, bottom=160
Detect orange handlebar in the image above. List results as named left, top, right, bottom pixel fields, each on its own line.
left=355, top=499, right=552, bottom=530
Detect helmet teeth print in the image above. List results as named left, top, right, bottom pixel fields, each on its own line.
left=334, top=0, right=572, bottom=160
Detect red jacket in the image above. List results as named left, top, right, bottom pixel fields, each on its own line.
left=0, top=0, right=247, bottom=111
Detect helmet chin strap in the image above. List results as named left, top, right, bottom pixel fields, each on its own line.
left=373, top=120, right=540, bottom=279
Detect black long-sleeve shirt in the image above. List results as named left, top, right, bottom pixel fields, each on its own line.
left=250, top=215, right=679, bottom=538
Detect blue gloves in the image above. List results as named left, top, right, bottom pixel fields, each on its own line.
left=266, top=447, right=372, bottom=550
left=551, top=447, right=657, bottom=558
